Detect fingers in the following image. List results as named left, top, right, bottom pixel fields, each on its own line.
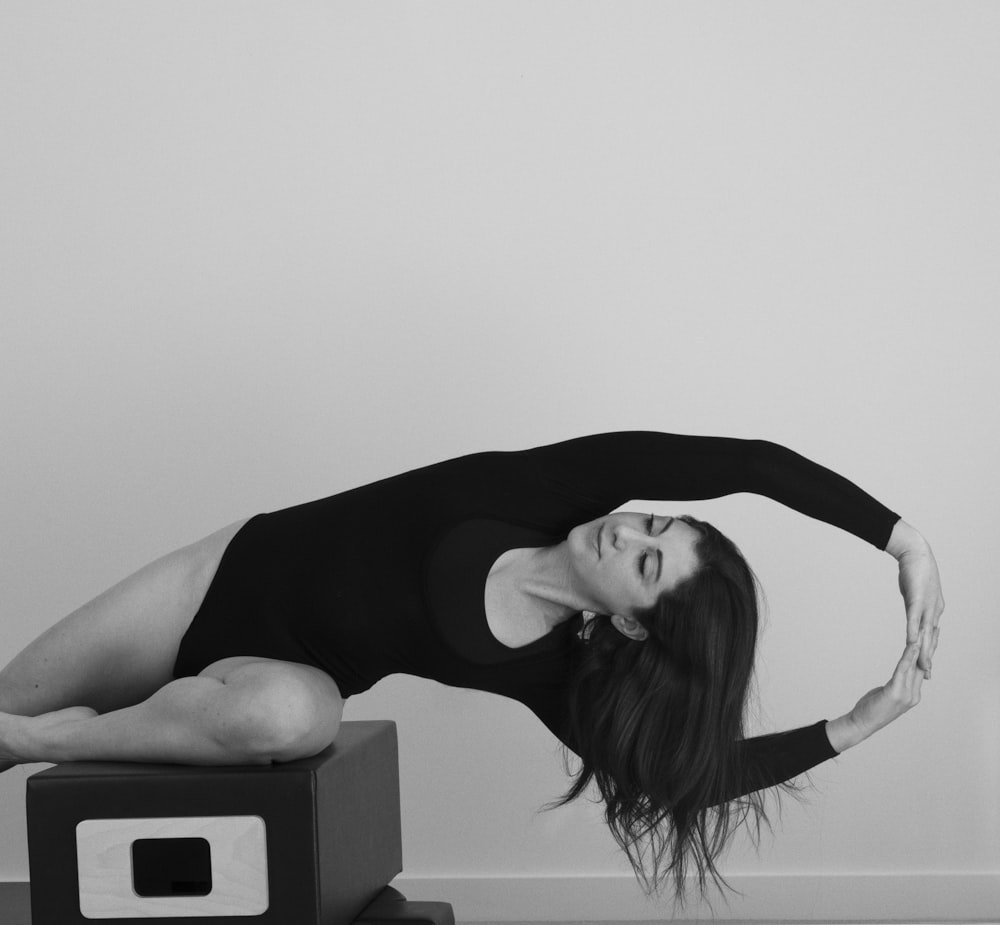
left=908, top=638, right=926, bottom=701
left=890, top=637, right=924, bottom=708
left=893, top=637, right=922, bottom=685
left=911, top=626, right=938, bottom=683
left=920, top=623, right=933, bottom=676
left=906, top=606, right=931, bottom=673
left=922, top=625, right=941, bottom=679
left=906, top=606, right=921, bottom=646
left=908, top=605, right=943, bottom=678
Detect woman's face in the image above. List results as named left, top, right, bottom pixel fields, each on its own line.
left=566, top=511, right=702, bottom=619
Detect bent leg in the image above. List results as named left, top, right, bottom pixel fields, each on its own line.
left=195, top=656, right=345, bottom=762
left=0, top=517, right=252, bottom=718
left=1, top=656, right=344, bottom=768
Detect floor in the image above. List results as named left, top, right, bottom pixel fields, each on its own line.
left=1, top=883, right=28, bottom=925
left=2, top=884, right=996, bottom=925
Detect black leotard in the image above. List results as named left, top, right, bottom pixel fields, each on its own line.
left=173, top=432, right=900, bottom=801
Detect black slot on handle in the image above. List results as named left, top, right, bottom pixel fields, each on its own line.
left=131, top=837, right=213, bottom=896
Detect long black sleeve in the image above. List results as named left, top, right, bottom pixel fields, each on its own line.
left=707, top=719, right=839, bottom=808
left=523, top=431, right=900, bottom=550
left=531, top=700, right=842, bottom=809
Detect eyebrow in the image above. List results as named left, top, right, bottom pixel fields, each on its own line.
left=655, top=517, right=674, bottom=583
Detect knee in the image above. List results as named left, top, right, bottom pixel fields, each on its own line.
left=221, top=666, right=343, bottom=763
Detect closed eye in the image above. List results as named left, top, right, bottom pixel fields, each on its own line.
left=639, top=514, right=656, bottom=578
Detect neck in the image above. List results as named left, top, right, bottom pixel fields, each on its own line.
left=508, top=541, right=590, bottom=632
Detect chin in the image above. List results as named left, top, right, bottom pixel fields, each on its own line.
left=569, top=519, right=599, bottom=561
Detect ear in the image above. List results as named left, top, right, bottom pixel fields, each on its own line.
left=610, top=613, right=649, bottom=642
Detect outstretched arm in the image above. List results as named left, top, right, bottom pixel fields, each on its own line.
left=706, top=638, right=927, bottom=808
left=524, top=431, right=901, bottom=550
left=527, top=636, right=927, bottom=812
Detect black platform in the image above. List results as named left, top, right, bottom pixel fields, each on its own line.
left=21, top=720, right=454, bottom=925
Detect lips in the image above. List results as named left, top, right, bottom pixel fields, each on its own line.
left=596, top=523, right=602, bottom=558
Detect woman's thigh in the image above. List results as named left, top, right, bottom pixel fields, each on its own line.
left=0, top=517, right=253, bottom=716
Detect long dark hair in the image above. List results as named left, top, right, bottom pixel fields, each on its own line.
left=538, top=515, right=812, bottom=912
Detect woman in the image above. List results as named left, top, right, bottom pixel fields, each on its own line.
left=0, top=431, right=943, bottom=906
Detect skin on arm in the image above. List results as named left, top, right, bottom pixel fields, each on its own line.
left=826, top=516, right=942, bottom=753
left=825, top=635, right=926, bottom=753
left=884, top=518, right=945, bottom=677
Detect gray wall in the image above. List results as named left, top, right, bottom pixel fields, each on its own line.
left=1, top=2, right=996, bottom=919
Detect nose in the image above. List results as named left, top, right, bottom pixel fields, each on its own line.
left=613, top=525, right=654, bottom=551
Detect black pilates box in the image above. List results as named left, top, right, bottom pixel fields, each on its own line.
left=25, top=720, right=403, bottom=925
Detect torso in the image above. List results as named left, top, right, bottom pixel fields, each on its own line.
left=483, top=548, right=552, bottom=649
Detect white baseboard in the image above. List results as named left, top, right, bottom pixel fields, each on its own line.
left=389, top=872, right=1000, bottom=923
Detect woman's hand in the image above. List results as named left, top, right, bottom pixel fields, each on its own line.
left=886, top=520, right=944, bottom=678
left=896, top=547, right=944, bottom=678
left=829, top=637, right=926, bottom=751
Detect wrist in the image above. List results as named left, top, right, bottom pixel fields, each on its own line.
left=885, top=519, right=928, bottom=560
left=825, top=714, right=866, bottom=753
